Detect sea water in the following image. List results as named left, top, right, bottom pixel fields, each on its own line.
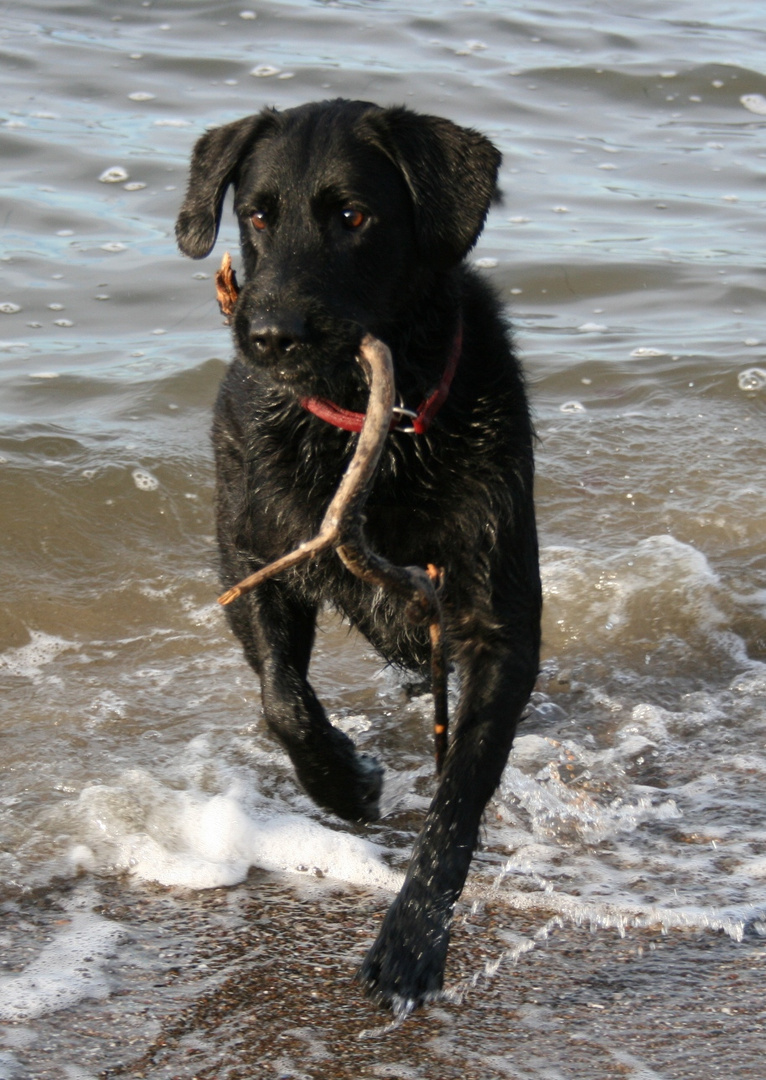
left=1, top=1, right=764, bottom=1076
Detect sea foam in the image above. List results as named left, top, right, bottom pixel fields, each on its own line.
left=0, top=910, right=123, bottom=1021
left=72, top=774, right=402, bottom=894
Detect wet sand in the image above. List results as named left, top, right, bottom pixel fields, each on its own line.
left=2, top=875, right=763, bottom=1079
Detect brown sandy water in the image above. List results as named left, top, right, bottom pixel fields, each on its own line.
left=1, top=1, right=765, bottom=1077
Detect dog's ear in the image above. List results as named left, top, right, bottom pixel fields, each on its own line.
left=176, top=111, right=277, bottom=259
left=365, top=106, right=501, bottom=265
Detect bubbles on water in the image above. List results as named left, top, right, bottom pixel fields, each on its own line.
left=128, top=91, right=156, bottom=101
left=239, top=9, right=257, bottom=17
left=455, top=39, right=488, bottom=55
left=98, top=166, right=129, bottom=183
left=630, top=346, right=666, bottom=358
left=560, top=400, right=586, bottom=413
left=474, top=257, right=498, bottom=269
left=0, top=302, right=20, bottom=314
left=740, top=93, right=766, bottom=115
left=250, top=65, right=280, bottom=77
left=131, top=469, right=159, bottom=491
left=101, top=242, right=126, bottom=252
left=737, top=367, right=766, bottom=392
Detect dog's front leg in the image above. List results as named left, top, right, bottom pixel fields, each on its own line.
left=359, top=644, right=536, bottom=1010
left=228, top=579, right=384, bottom=823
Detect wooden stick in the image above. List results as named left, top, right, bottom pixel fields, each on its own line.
left=215, top=252, right=239, bottom=322
left=427, top=563, right=449, bottom=775
left=213, top=268, right=449, bottom=771
left=217, top=333, right=397, bottom=606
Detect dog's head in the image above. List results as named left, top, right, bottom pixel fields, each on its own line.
left=176, top=100, right=501, bottom=399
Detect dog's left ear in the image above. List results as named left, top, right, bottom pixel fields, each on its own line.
left=365, top=106, right=501, bottom=266
left=176, top=110, right=277, bottom=259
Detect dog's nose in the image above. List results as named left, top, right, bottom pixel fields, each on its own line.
left=249, top=312, right=306, bottom=359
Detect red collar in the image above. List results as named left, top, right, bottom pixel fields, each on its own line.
left=300, top=321, right=463, bottom=436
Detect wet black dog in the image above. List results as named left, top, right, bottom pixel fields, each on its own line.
left=176, top=99, right=541, bottom=1011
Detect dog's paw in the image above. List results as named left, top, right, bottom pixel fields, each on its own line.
left=297, top=744, right=383, bottom=823
left=357, top=899, right=450, bottom=1012
left=353, top=753, right=384, bottom=821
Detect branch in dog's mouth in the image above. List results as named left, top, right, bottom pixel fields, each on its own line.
left=214, top=260, right=449, bottom=772
left=214, top=251, right=239, bottom=323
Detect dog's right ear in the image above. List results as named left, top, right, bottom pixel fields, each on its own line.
left=175, top=111, right=277, bottom=259
left=364, top=106, right=501, bottom=267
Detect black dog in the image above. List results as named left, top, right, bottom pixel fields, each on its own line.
left=176, top=99, right=541, bottom=1011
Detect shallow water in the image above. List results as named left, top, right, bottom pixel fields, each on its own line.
left=1, top=1, right=765, bottom=1077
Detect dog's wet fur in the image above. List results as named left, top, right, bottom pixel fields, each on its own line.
left=176, top=99, right=542, bottom=1011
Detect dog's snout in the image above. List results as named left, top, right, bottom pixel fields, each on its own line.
left=249, top=312, right=307, bottom=360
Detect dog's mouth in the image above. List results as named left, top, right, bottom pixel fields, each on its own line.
left=234, top=303, right=373, bottom=404
left=277, top=353, right=371, bottom=411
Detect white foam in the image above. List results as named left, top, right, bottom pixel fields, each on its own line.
left=500, top=755, right=680, bottom=844
left=741, top=93, right=766, bottom=115
left=492, top=886, right=747, bottom=942
left=630, top=346, right=666, bottom=357
left=72, top=773, right=401, bottom=894
left=0, top=631, right=77, bottom=679
left=0, top=911, right=123, bottom=1021
left=98, top=166, right=128, bottom=183
left=490, top=578, right=766, bottom=939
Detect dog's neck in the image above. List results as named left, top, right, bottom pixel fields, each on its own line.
left=300, top=318, right=463, bottom=436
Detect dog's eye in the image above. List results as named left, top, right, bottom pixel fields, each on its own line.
left=341, top=208, right=366, bottom=230
left=250, top=210, right=268, bottom=231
